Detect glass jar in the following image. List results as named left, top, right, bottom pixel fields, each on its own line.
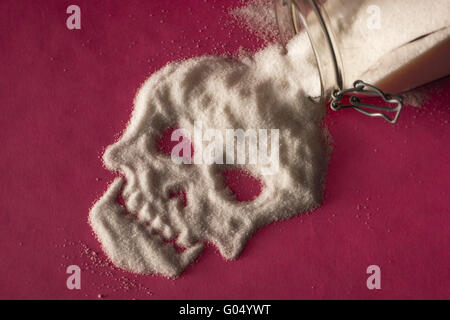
left=275, top=0, right=450, bottom=122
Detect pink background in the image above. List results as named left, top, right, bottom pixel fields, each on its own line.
left=1, top=0, right=449, bottom=300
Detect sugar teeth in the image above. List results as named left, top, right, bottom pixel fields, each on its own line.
left=124, top=188, right=186, bottom=246
left=137, top=203, right=153, bottom=223
left=176, top=230, right=196, bottom=248
left=126, top=191, right=142, bottom=214
left=122, top=184, right=133, bottom=199
left=150, top=215, right=164, bottom=231
left=162, top=225, right=174, bottom=240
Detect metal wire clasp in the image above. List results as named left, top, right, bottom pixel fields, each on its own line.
left=330, top=80, right=404, bottom=124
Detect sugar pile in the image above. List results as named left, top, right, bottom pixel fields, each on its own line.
left=89, top=32, right=328, bottom=278
left=89, top=0, right=449, bottom=278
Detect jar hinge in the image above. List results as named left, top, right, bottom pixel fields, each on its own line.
left=330, top=80, right=404, bottom=124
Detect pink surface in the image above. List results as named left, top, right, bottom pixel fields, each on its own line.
left=1, top=0, right=449, bottom=300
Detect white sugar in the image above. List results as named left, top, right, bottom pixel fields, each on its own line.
left=89, top=31, right=328, bottom=278
left=89, top=0, right=449, bottom=278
